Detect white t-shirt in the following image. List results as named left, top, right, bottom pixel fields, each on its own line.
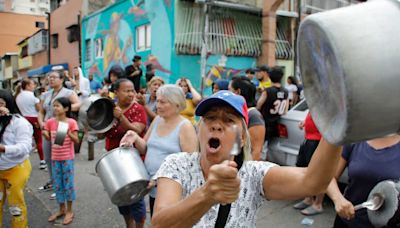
left=156, top=152, right=277, bottom=228
left=0, top=115, right=33, bottom=170
left=285, top=84, right=298, bottom=100
left=16, top=90, right=40, bottom=117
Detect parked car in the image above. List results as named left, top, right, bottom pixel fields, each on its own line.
left=267, top=99, right=348, bottom=183
left=267, top=99, right=308, bottom=166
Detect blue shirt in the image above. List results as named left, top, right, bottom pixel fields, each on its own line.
left=341, top=141, right=400, bottom=228
left=89, top=80, right=102, bottom=93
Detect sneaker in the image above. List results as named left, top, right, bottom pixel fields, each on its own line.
left=38, top=182, right=52, bottom=191
left=39, top=160, right=47, bottom=170
left=49, top=193, right=56, bottom=200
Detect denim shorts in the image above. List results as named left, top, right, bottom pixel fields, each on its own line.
left=118, top=198, right=146, bottom=223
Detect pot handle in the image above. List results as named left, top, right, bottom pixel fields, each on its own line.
left=130, top=183, right=150, bottom=200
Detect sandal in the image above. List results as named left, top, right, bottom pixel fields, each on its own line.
left=293, top=201, right=311, bottom=210
left=48, top=211, right=65, bottom=222
left=63, top=212, right=74, bottom=225
left=301, top=205, right=323, bottom=216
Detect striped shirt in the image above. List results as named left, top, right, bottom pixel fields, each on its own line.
left=44, top=118, right=78, bottom=160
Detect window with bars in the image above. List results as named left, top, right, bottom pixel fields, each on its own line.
left=85, top=39, right=91, bottom=62
left=302, top=0, right=357, bottom=14
left=95, top=38, right=103, bottom=58
left=136, top=24, right=151, bottom=52
left=175, top=3, right=262, bottom=57
left=51, top=33, right=58, bottom=48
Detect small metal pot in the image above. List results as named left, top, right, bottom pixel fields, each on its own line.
left=368, top=180, right=400, bottom=228
left=54, top=121, right=69, bottom=146
left=95, top=147, right=150, bottom=206
left=78, top=95, right=116, bottom=133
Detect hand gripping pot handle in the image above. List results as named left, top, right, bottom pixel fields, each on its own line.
left=297, top=0, right=400, bottom=145
left=96, top=147, right=150, bottom=206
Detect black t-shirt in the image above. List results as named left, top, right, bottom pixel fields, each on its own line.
left=260, top=86, right=288, bottom=140
left=125, top=64, right=142, bottom=92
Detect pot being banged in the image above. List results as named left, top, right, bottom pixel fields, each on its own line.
left=95, top=147, right=150, bottom=206
left=78, top=95, right=117, bottom=133
left=54, top=121, right=69, bottom=146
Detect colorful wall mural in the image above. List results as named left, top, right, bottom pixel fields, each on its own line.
left=81, top=0, right=257, bottom=95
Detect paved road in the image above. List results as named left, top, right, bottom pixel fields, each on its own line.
left=2, top=138, right=335, bottom=227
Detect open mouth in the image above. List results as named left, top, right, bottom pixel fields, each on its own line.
left=207, top=137, right=221, bottom=153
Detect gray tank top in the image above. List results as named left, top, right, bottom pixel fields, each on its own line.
left=144, top=116, right=189, bottom=197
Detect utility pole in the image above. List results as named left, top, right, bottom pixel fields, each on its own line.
left=46, top=11, right=51, bottom=65
left=294, top=0, right=301, bottom=80
left=199, top=0, right=210, bottom=97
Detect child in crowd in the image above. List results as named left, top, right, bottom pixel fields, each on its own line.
left=43, top=97, right=79, bottom=225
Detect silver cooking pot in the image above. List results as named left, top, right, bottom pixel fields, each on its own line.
left=297, top=0, right=400, bottom=145
left=95, top=147, right=150, bottom=206
left=78, top=95, right=116, bottom=133
left=54, top=121, right=69, bottom=146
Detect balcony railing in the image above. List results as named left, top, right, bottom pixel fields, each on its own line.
left=175, top=3, right=262, bottom=56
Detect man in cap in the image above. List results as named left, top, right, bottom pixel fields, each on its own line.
left=255, top=65, right=272, bottom=91
left=121, top=90, right=342, bottom=227
left=125, top=55, right=143, bottom=92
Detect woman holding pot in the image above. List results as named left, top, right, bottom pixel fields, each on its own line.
left=38, top=70, right=80, bottom=196
left=98, top=78, right=147, bottom=228
left=327, top=134, right=400, bottom=228
left=0, top=89, right=33, bottom=227
left=176, top=77, right=202, bottom=125
left=120, top=91, right=343, bottom=227
left=121, top=84, right=198, bottom=217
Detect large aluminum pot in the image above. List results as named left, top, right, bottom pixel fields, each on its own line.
left=78, top=94, right=116, bottom=133
left=95, top=147, right=150, bottom=206
left=297, top=0, right=400, bottom=145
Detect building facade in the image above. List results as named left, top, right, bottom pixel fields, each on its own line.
left=0, top=0, right=50, bottom=15
left=17, top=29, right=49, bottom=78
left=48, top=0, right=82, bottom=72
left=0, top=12, right=47, bottom=56
left=0, top=53, right=18, bottom=89
left=81, top=0, right=267, bottom=94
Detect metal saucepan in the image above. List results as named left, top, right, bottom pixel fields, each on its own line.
left=78, top=95, right=117, bottom=133
left=95, top=147, right=150, bottom=206
left=367, top=180, right=400, bottom=228
left=298, top=0, right=400, bottom=145
left=54, top=121, right=69, bottom=146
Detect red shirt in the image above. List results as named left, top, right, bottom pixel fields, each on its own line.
left=45, top=118, right=79, bottom=160
left=304, top=112, right=322, bottom=140
left=105, top=102, right=147, bottom=151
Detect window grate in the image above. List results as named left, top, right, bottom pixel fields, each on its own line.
left=175, top=3, right=262, bottom=57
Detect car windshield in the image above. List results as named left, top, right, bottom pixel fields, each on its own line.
left=293, top=100, right=308, bottom=111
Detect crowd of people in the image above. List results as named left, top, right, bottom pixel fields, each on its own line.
left=0, top=55, right=398, bottom=228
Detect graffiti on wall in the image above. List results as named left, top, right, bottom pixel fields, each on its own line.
left=82, top=0, right=174, bottom=82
